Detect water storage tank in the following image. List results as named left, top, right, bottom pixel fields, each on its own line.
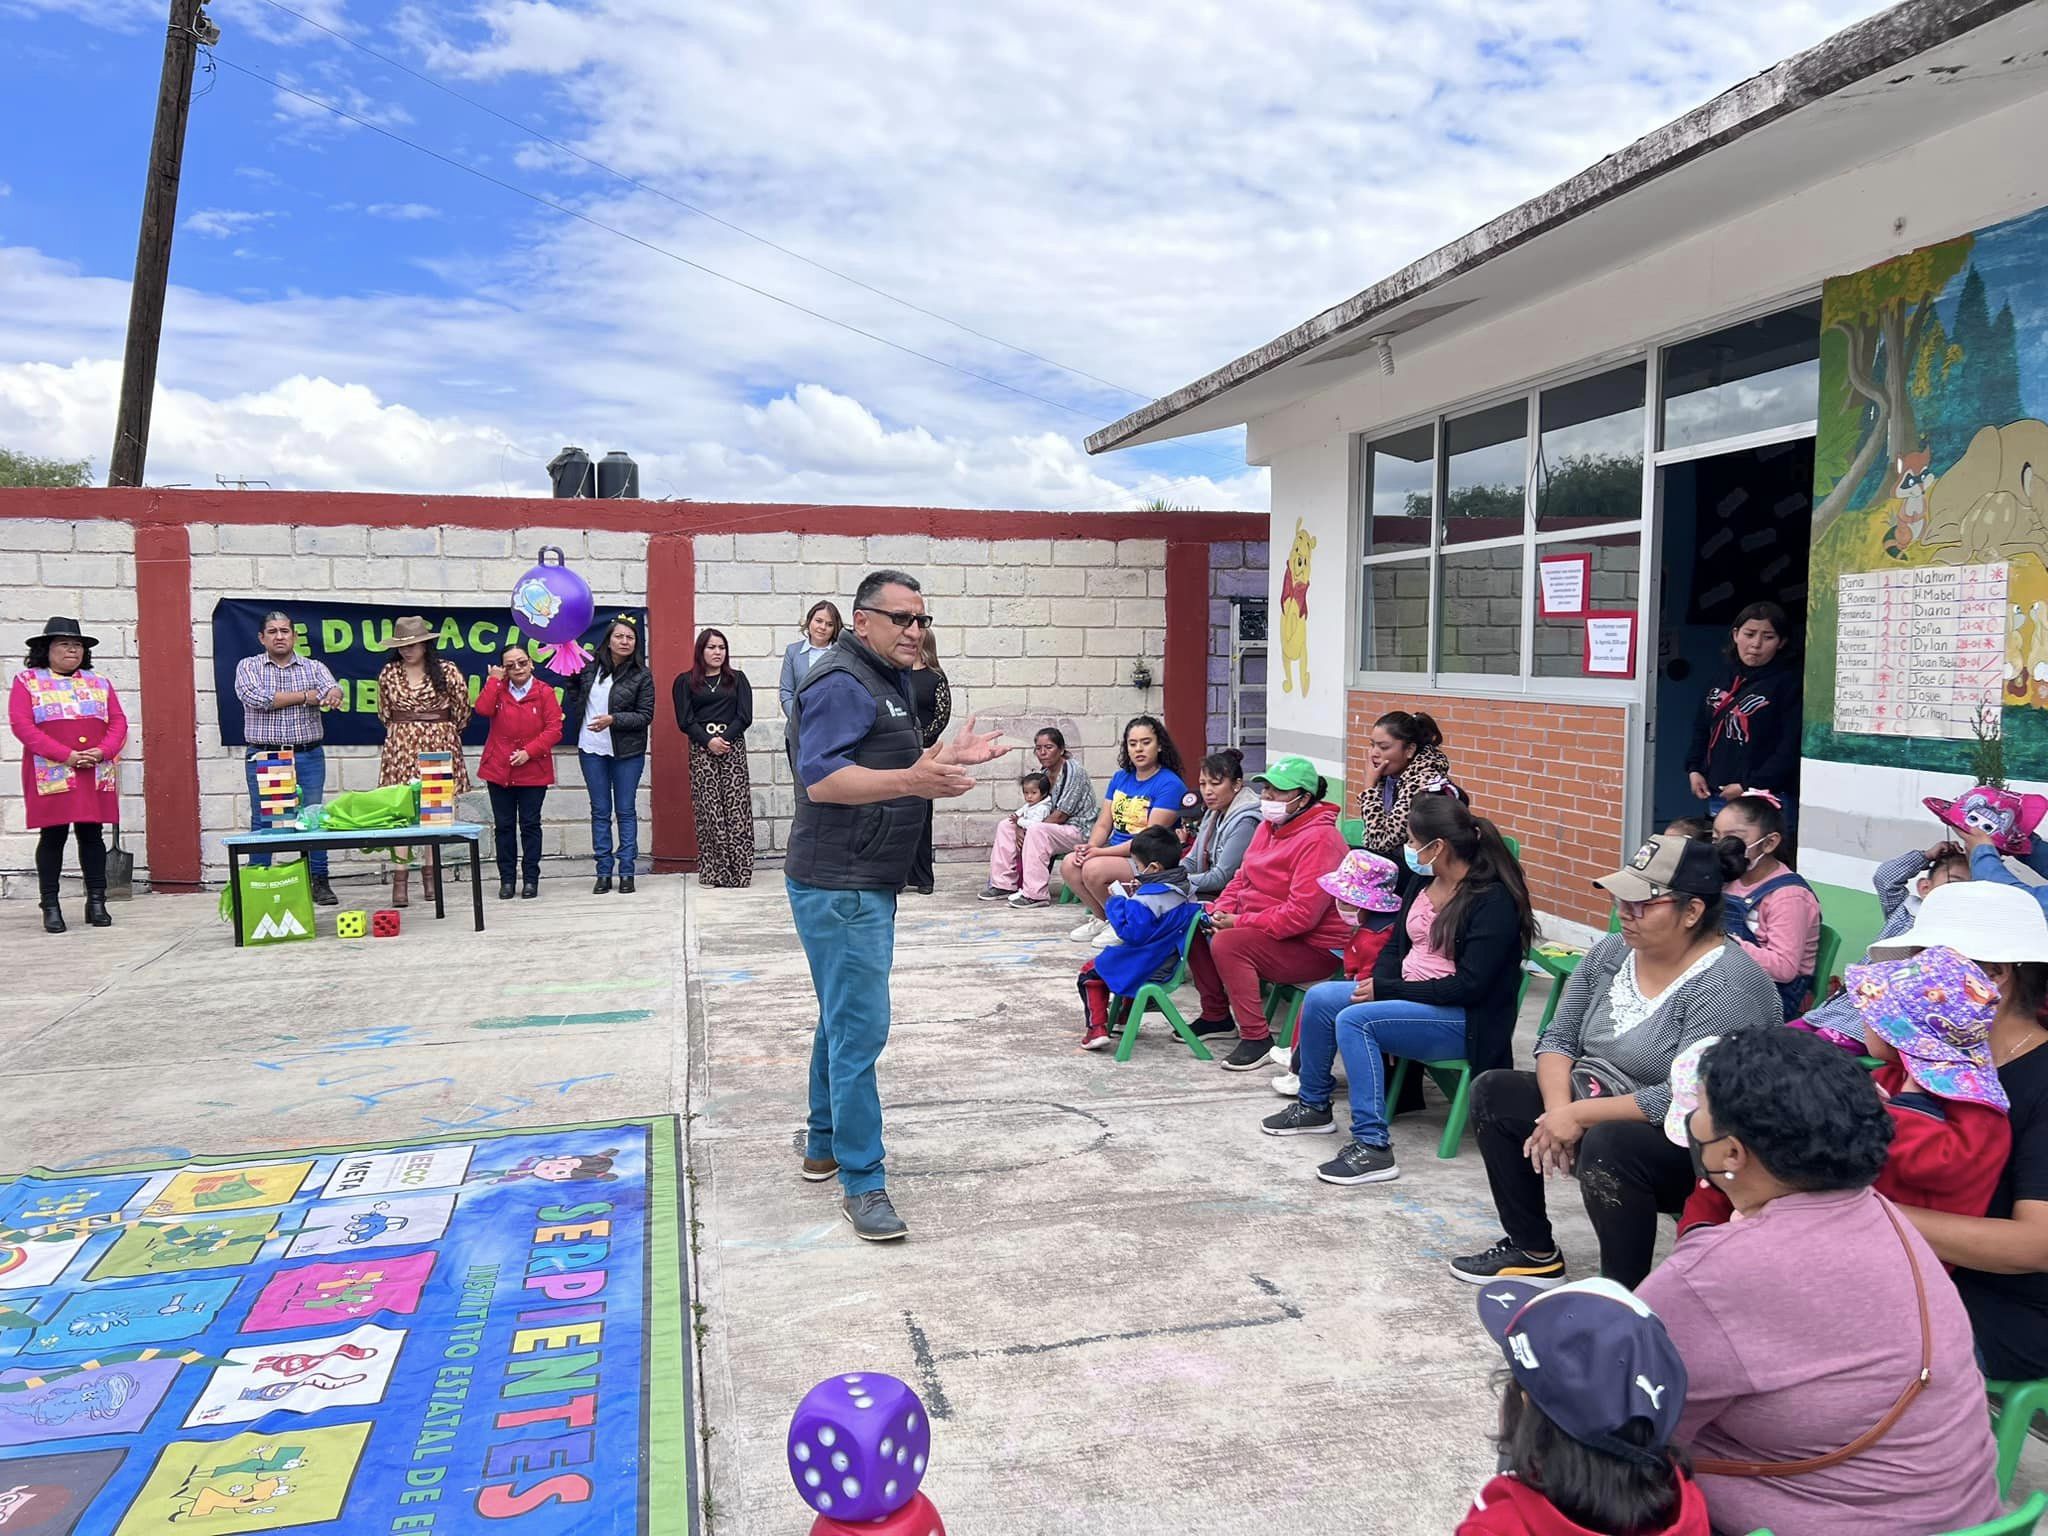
left=546, top=446, right=596, bottom=498
left=597, top=451, right=640, bottom=500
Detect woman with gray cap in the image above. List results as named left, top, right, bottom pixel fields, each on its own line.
left=1451, top=832, right=1780, bottom=1291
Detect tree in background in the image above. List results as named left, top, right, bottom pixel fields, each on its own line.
left=0, top=448, right=93, bottom=488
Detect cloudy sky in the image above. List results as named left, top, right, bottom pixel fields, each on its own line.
left=0, top=0, right=1887, bottom=508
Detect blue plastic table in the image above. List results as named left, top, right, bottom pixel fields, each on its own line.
left=223, top=823, right=486, bottom=944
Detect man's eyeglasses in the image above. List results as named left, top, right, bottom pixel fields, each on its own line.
left=1614, top=895, right=1678, bottom=920
left=857, top=606, right=935, bottom=631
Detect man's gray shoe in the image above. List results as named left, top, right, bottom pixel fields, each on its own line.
left=842, top=1189, right=909, bottom=1242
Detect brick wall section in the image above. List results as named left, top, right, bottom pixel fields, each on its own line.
left=0, top=519, right=145, bottom=896
left=1346, top=689, right=1627, bottom=927
left=186, top=522, right=648, bottom=883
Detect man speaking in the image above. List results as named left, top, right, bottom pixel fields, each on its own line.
left=786, top=569, right=1010, bottom=1242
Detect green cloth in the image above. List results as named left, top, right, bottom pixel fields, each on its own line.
left=309, top=782, right=419, bottom=830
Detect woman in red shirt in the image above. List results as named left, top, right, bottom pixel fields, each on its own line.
left=475, top=643, right=564, bottom=900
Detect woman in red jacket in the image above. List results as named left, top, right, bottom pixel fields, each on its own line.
left=1188, top=754, right=1351, bottom=1071
left=476, top=643, right=564, bottom=900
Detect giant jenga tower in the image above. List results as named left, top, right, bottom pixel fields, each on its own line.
left=253, top=749, right=298, bottom=831
left=417, top=750, right=456, bottom=827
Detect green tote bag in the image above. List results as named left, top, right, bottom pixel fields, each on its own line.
left=218, top=861, right=317, bottom=945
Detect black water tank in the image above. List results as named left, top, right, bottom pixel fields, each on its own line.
left=546, top=446, right=595, bottom=498
left=598, top=451, right=640, bottom=500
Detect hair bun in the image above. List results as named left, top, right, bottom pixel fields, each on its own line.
left=1710, top=835, right=1750, bottom=883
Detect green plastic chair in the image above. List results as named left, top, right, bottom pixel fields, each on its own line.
left=1991, top=1379, right=2048, bottom=1500
left=1808, top=921, right=1843, bottom=1013
left=1532, top=911, right=1620, bottom=1036
left=1338, top=817, right=1366, bottom=850
left=1261, top=970, right=1344, bottom=1051
left=1746, top=1491, right=2047, bottom=1536
left=1106, top=918, right=1211, bottom=1063
left=1383, top=969, right=1532, bottom=1160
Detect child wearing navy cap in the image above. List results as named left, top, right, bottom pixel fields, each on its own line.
left=1463, top=1277, right=1710, bottom=1535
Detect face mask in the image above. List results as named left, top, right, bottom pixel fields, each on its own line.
left=1404, top=844, right=1434, bottom=877
left=1257, top=799, right=1292, bottom=824
left=1337, top=906, right=1361, bottom=928
left=1687, top=1124, right=1737, bottom=1186
left=1740, top=835, right=1773, bottom=871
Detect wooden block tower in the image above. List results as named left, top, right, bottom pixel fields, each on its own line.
left=418, top=750, right=457, bottom=827
left=253, top=748, right=298, bottom=830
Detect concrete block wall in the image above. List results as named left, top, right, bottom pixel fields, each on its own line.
left=695, top=533, right=1177, bottom=858
left=0, top=519, right=144, bottom=896
left=187, top=523, right=649, bottom=885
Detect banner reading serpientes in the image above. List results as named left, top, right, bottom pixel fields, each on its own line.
left=209, top=600, right=650, bottom=748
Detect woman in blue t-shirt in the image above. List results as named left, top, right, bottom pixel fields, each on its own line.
left=1062, top=714, right=1195, bottom=944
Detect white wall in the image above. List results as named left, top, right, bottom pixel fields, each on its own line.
left=1263, top=440, right=1352, bottom=776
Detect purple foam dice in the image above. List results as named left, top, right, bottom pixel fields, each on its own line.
left=786, top=1371, right=931, bottom=1523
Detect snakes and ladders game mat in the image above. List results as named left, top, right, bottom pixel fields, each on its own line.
left=0, top=1118, right=694, bottom=1534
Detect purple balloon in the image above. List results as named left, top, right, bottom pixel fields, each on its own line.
left=787, top=1372, right=930, bottom=1523
left=509, top=546, right=594, bottom=644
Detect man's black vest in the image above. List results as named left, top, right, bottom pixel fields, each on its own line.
left=784, top=637, right=925, bottom=891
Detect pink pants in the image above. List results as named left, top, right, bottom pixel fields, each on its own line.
left=1187, top=925, right=1345, bottom=1042
left=989, top=818, right=1085, bottom=899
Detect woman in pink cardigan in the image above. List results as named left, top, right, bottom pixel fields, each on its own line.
left=10, top=617, right=129, bottom=935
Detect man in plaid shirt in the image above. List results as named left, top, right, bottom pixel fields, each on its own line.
left=235, top=609, right=344, bottom=905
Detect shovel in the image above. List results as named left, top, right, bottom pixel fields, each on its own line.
left=105, top=820, right=135, bottom=900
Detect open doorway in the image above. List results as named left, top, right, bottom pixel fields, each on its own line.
left=1649, top=437, right=1814, bottom=831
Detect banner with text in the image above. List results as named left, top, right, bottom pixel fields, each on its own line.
left=0, top=1118, right=692, bottom=1535
left=209, top=600, right=649, bottom=748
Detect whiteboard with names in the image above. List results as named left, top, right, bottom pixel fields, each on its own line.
left=1834, top=562, right=2006, bottom=740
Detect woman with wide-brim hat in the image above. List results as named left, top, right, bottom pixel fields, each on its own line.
left=375, top=614, right=471, bottom=908
left=9, top=616, right=129, bottom=933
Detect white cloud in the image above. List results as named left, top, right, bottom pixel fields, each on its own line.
left=181, top=208, right=278, bottom=238
left=365, top=201, right=441, bottom=220
left=0, top=183, right=11, bottom=198
left=6, top=0, right=1896, bottom=509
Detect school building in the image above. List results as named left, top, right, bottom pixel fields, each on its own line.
left=1089, top=0, right=2048, bottom=956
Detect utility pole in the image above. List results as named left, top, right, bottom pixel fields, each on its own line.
left=109, top=0, right=214, bottom=488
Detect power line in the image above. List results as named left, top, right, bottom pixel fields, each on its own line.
left=209, top=52, right=1255, bottom=481
left=248, top=0, right=1162, bottom=406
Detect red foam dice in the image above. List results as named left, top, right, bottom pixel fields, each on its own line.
left=371, top=909, right=402, bottom=938
left=811, top=1492, right=943, bottom=1536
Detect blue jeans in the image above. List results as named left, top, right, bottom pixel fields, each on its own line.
left=245, top=745, right=327, bottom=877
left=578, top=751, right=643, bottom=876
left=787, top=879, right=898, bottom=1196
left=1295, top=979, right=1466, bottom=1146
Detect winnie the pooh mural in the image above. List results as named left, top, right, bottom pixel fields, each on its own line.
left=1280, top=518, right=1314, bottom=694
left=1805, top=202, right=2048, bottom=775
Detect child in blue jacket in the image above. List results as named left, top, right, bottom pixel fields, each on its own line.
left=1076, top=826, right=1199, bottom=1051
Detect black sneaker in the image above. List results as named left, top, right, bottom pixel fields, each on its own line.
left=1449, top=1238, right=1567, bottom=1287
left=1317, top=1140, right=1399, bottom=1185
left=1221, top=1038, right=1275, bottom=1071
left=978, top=885, right=1015, bottom=902
left=1189, top=1016, right=1237, bottom=1039
left=1261, top=1101, right=1336, bottom=1136
left=842, top=1189, right=909, bottom=1242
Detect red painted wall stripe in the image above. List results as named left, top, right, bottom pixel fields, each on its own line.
left=133, top=524, right=203, bottom=889
left=1164, top=539, right=1211, bottom=758
left=0, top=487, right=1266, bottom=544
left=646, top=532, right=698, bottom=874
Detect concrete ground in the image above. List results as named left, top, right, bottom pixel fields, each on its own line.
left=6, top=870, right=2042, bottom=1534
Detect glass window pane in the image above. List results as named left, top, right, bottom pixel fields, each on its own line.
left=1443, top=399, right=1528, bottom=545
left=1438, top=545, right=1524, bottom=676
left=1537, top=365, right=1645, bottom=532
left=1661, top=302, right=1821, bottom=452
left=1363, top=424, right=1433, bottom=555
left=1360, top=558, right=1429, bottom=673
left=1534, top=533, right=1641, bottom=679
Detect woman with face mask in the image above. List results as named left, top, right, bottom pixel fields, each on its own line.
left=1451, top=833, right=1781, bottom=1291
left=1186, top=755, right=1352, bottom=1072
left=1263, top=792, right=1536, bottom=1187
left=1714, top=793, right=1821, bottom=1018
left=475, top=644, right=564, bottom=900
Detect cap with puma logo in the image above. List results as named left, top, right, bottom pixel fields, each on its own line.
left=1476, top=1276, right=1688, bottom=1458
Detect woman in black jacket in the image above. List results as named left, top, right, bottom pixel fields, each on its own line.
left=1686, top=601, right=1801, bottom=827
left=563, top=616, right=655, bottom=894
left=1261, top=793, right=1536, bottom=1187
left=673, top=627, right=755, bottom=888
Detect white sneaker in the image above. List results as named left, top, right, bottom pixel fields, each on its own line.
left=1069, top=916, right=1105, bottom=943
left=1272, top=1072, right=1301, bottom=1097
left=1097, top=929, right=1123, bottom=947
left=1267, top=1044, right=1292, bottom=1068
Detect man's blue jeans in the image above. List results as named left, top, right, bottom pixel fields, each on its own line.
left=245, top=745, right=327, bottom=877
left=1295, top=978, right=1466, bottom=1146
left=578, top=751, right=644, bottom=876
left=787, top=879, right=897, bottom=1197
